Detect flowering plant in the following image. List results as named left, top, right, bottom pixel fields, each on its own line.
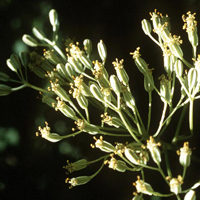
left=1, top=9, right=200, bottom=200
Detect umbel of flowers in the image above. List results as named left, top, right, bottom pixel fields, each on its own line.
left=1, top=8, right=200, bottom=200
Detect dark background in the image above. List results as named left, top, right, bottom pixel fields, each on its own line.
left=1, top=0, right=200, bottom=199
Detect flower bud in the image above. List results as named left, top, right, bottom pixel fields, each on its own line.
left=79, top=54, right=93, bottom=70
left=68, top=56, right=83, bottom=73
left=144, top=74, right=154, bottom=92
left=42, top=95, right=57, bottom=108
left=175, top=59, right=183, bottom=77
left=134, top=176, right=154, bottom=196
left=6, top=59, right=17, bottom=72
left=64, top=159, right=88, bottom=173
left=141, top=19, right=152, bottom=35
left=22, top=34, right=38, bottom=47
left=19, top=51, right=29, bottom=67
left=0, top=72, right=10, bottom=82
left=55, top=98, right=77, bottom=120
left=90, top=83, right=104, bottom=102
left=97, top=40, right=107, bottom=61
left=49, top=9, right=59, bottom=31
left=124, top=148, right=140, bottom=165
left=32, top=27, right=46, bottom=40
left=184, top=190, right=196, bottom=200
left=94, top=136, right=115, bottom=153
left=0, top=84, right=12, bottom=96
left=51, top=82, right=71, bottom=102
left=122, top=88, right=136, bottom=109
left=77, top=93, right=88, bottom=109
left=56, top=63, right=68, bottom=78
left=146, top=136, right=161, bottom=165
left=187, top=68, right=197, bottom=93
left=178, top=142, right=192, bottom=167
left=83, top=39, right=92, bottom=56
left=75, top=119, right=99, bottom=135
left=110, top=75, right=121, bottom=94
left=36, top=122, right=62, bottom=142
left=65, top=63, right=77, bottom=78
left=66, top=176, right=91, bottom=187
left=107, top=157, right=127, bottom=172
left=169, top=176, right=183, bottom=195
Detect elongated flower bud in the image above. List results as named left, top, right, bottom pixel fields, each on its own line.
left=64, top=159, right=88, bottom=173
left=93, top=136, right=115, bottom=153
left=19, top=51, right=29, bottom=67
left=110, top=75, right=121, bottom=94
left=169, top=176, right=183, bottom=195
left=22, top=34, right=38, bottom=47
left=97, top=40, right=107, bottom=61
left=124, top=148, right=140, bottom=165
left=49, top=9, right=59, bottom=31
left=66, top=176, right=91, bottom=187
left=184, top=190, right=196, bottom=200
left=107, top=157, right=127, bottom=172
left=32, top=27, right=45, bottom=40
left=36, top=122, right=62, bottom=142
left=83, top=39, right=92, bottom=56
left=146, top=136, right=161, bottom=165
left=90, top=83, right=104, bottom=102
left=141, top=19, right=152, bottom=35
left=187, top=68, right=197, bottom=93
left=178, top=142, right=192, bottom=167
left=79, top=54, right=93, bottom=70
left=0, top=72, right=10, bottom=82
left=175, top=60, right=183, bottom=77
left=134, top=176, right=154, bottom=196
left=0, top=84, right=12, bottom=96
left=56, top=63, right=68, bottom=78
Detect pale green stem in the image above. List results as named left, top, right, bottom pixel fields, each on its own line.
left=189, top=99, right=194, bottom=136
left=147, top=33, right=162, bottom=47
left=153, top=192, right=174, bottom=197
left=153, top=102, right=168, bottom=137
left=157, top=163, right=169, bottom=185
left=180, top=56, right=193, bottom=68
left=11, top=84, right=27, bottom=92
left=182, top=166, right=187, bottom=180
left=98, top=130, right=131, bottom=137
left=117, top=110, right=142, bottom=144
left=98, top=126, right=128, bottom=132
left=62, top=130, right=83, bottom=139
left=88, top=154, right=110, bottom=165
left=193, top=46, right=197, bottom=59
left=147, top=91, right=152, bottom=134
left=90, top=159, right=105, bottom=179
left=82, top=72, right=96, bottom=81
left=172, top=104, right=188, bottom=144
left=130, top=106, right=143, bottom=136
left=85, top=107, right=90, bottom=123
left=69, top=101, right=86, bottom=121
left=176, top=194, right=181, bottom=200
left=164, top=148, right=172, bottom=177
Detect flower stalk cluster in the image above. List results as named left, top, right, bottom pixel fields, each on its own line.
left=1, top=8, right=200, bottom=200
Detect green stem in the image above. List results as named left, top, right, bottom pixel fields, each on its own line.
left=99, top=130, right=131, bottom=137
left=118, top=110, right=142, bottom=144
left=88, top=155, right=110, bottom=165
left=189, top=99, right=194, bottom=136
left=182, top=166, right=187, bottom=179
left=62, top=130, right=83, bottom=139
left=172, top=104, right=188, bottom=144
left=147, top=91, right=152, bottom=134
left=153, top=102, right=168, bottom=137
left=164, top=148, right=172, bottom=177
